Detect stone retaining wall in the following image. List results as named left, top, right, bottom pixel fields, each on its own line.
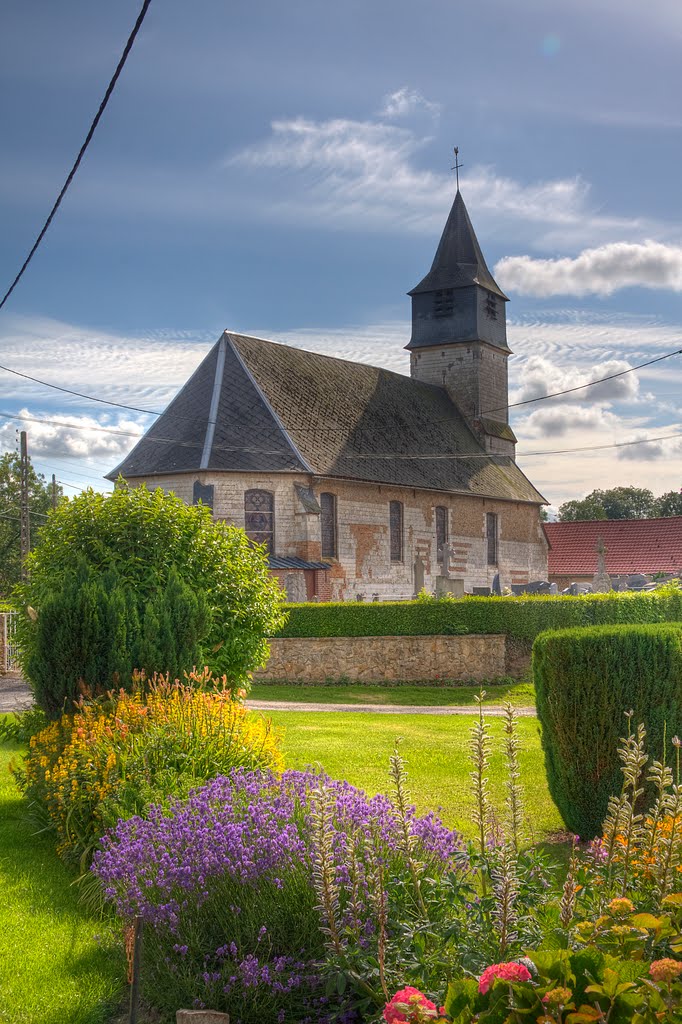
left=256, top=633, right=508, bottom=683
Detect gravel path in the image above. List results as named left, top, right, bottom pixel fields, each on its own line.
left=248, top=700, right=536, bottom=716
left=0, top=678, right=536, bottom=717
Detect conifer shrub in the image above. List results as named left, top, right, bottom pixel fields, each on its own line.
left=533, top=623, right=682, bottom=838
left=25, top=559, right=210, bottom=717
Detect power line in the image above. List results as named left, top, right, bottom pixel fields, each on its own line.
left=482, top=348, right=682, bottom=417
left=0, top=363, right=159, bottom=415
left=0, top=0, right=154, bottom=312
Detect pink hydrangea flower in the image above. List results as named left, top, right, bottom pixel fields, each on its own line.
left=478, top=961, right=533, bottom=995
left=384, top=986, right=444, bottom=1022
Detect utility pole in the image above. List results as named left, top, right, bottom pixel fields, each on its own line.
left=19, top=431, right=30, bottom=575
left=51, top=473, right=57, bottom=511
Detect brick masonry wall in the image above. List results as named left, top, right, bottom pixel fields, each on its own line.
left=126, top=472, right=548, bottom=601
left=256, top=633, right=508, bottom=683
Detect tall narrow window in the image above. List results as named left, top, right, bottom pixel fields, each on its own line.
left=389, top=500, right=403, bottom=563
left=320, top=492, right=337, bottom=558
left=486, top=512, right=498, bottom=566
left=435, top=506, right=448, bottom=563
left=244, top=489, right=274, bottom=554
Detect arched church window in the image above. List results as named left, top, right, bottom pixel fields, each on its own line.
left=389, top=500, right=403, bottom=563
left=244, top=489, right=275, bottom=554
left=435, top=506, right=448, bottom=563
left=320, top=492, right=337, bottom=558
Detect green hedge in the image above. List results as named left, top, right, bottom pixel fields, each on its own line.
left=534, top=622, right=682, bottom=839
left=275, top=589, right=682, bottom=642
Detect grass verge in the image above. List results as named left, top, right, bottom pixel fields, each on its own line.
left=249, top=679, right=535, bottom=707
left=0, top=741, right=125, bottom=1024
left=267, top=709, right=562, bottom=840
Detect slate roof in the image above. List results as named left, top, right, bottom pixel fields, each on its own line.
left=108, top=332, right=545, bottom=504
left=268, top=555, right=329, bottom=570
left=544, top=518, right=682, bottom=576
left=409, top=190, right=508, bottom=300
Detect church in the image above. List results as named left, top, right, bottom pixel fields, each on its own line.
left=107, top=188, right=548, bottom=601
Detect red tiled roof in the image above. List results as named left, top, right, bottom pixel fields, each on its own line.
left=544, top=517, right=682, bottom=576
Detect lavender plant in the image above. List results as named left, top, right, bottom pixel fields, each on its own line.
left=93, top=768, right=466, bottom=1022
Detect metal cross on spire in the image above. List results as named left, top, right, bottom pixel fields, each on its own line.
left=451, top=146, right=463, bottom=190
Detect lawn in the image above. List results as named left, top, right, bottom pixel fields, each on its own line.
left=249, top=678, right=535, bottom=707
left=0, top=705, right=564, bottom=1024
left=267, top=709, right=563, bottom=840
left=0, top=742, right=125, bottom=1024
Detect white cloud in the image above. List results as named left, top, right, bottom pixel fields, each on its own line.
left=0, top=409, right=146, bottom=462
left=510, top=355, right=640, bottom=408
left=0, top=314, right=214, bottom=410
left=379, top=87, right=441, bottom=120
left=516, top=402, right=628, bottom=440
left=616, top=431, right=682, bottom=461
left=228, top=115, right=650, bottom=245
left=495, top=240, right=682, bottom=297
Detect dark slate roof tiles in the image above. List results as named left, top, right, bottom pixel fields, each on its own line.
left=409, top=191, right=508, bottom=300
left=109, top=330, right=544, bottom=505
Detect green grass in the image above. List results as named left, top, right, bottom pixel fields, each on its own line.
left=0, top=742, right=126, bottom=1024
left=267, top=710, right=563, bottom=840
left=249, top=679, right=536, bottom=707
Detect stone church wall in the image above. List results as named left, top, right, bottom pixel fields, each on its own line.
left=127, top=472, right=547, bottom=601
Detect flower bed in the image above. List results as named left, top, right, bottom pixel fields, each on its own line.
left=13, top=675, right=283, bottom=866
left=93, top=766, right=466, bottom=1022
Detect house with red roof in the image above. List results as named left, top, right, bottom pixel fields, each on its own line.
left=543, top=517, right=682, bottom=588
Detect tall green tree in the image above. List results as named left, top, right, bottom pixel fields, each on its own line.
left=654, top=490, right=682, bottom=517
left=0, top=451, right=62, bottom=597
left=558, top=486, right=657, bottom=521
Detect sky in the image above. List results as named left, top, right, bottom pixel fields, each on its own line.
left=0, top=0, right=681, bottom=514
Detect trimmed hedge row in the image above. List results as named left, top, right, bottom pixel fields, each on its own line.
left=534, top=622, right=682, bottom=839
left=275, top=589, right=682, bottom=642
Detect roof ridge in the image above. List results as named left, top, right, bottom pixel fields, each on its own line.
left=225, top=333, right=315, bottom=474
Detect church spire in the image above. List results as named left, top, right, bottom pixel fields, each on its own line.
left=408, top=190, right=507, bottom=300
left=406, top=173, right=515, bottom=457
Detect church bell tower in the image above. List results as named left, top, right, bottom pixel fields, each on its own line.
left=406, top=181, right=516, bottom=458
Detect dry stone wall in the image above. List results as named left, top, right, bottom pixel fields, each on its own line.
left=256, top=633, right=507, bottom=683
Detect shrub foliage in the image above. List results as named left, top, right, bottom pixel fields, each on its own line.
left=276, top=588, right=682, bottom=642
left=534, top=622, right=682, bottom=838
left=14, top=484, right=285, bottom=706
left=24, top=560, right=210, bottom=717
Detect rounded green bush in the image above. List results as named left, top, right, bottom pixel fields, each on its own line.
left=14, top=484, right=285, bottom=711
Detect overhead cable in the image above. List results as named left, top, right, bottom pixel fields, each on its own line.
left=0, top=0, right=154, bottom=311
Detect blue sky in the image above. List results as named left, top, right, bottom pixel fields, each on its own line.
left=0, top=0, right=681, bottom=512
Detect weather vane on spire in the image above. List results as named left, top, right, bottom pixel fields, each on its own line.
left=451, top=146, right=463, bottom=190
